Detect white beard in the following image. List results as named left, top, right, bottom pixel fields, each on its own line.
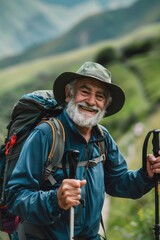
left=66, top=99, right=106, bottom=127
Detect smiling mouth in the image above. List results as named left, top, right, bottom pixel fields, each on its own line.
left=79, top=105, right=98, bottom=113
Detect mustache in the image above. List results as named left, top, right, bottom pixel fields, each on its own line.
left=77, top=102, right=101, bottom=113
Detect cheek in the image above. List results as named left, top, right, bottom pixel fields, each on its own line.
left=98, top=101, right=107, bottom=111
left=74, top=93, right=84, bottom=104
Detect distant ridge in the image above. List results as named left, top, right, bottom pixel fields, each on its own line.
left=1, top=0, right=136, bottom=59
left=0, top=0, right=159, bottom=69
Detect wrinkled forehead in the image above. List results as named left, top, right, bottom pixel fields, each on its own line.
left=74, top=77, right=109, bottom=94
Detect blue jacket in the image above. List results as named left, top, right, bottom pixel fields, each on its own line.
left=6, top=109, right=153, bottom=239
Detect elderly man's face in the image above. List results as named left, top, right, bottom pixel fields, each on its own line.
left=65, top=78, right=109, bottom=127
left=73, top=78, right=108, bottom=115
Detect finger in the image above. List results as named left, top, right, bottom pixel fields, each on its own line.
left=151, top=163, right=160, bottom=174
left=147, top=154, right=156, bottom=163
left=80, top=179, right=87, bottom=187
left=147, top=156, right=154, bottom=178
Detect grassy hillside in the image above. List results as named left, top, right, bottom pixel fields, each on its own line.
left=128, top=52, right=160, bottom=104
left=107, top=108, right=160, bottom=240
left=100, top=49, right=160, bottom=139
left=0, top=24, right=160, bottom=240
left=0, top=25, right=160, bottom=142
left=0, top=0, right=160, bottom=69
left=0, top=23, right=160, bottom=94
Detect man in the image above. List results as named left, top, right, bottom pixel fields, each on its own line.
left=6, top=62, right=160, bottom=240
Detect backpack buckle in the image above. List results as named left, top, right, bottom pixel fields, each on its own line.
left=87, top=154, right=106, bottom=168
left=87, top=160, right=98, bottom=168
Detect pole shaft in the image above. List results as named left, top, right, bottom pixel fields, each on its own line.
left=69, top=150, right=80, bottom=240
left=70, top=207, right=74, bottom=240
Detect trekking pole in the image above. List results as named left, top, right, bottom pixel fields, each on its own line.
left=61, top=150, right=79, bottom=240
left=68, top=150, right=80, bottom=240
left=142, top=129, right=160, bottom=240
left=152, top=130, right=160, bottom=240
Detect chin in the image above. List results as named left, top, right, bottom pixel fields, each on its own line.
left=83, top=114, right=94, bottom=119
left=80, top=111, right=96, bottom=118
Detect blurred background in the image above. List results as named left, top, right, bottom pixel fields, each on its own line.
left=0, top=0, right=160, bottom=239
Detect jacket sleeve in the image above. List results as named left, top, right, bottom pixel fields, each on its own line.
left=103, top=130, right=154, bottom=199
left=5, top=123, right=63, bottom=225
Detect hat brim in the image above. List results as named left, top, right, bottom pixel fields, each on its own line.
left=53, top=72, right=125, bottom=117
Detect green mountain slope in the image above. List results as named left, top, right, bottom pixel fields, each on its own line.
left=0, top=28, right=159, bottom=144
left=0, top=0, right=109, bottom=59
left=1, top=0, right=134, bottom=59
left=0, top=0, right=159, bottom=69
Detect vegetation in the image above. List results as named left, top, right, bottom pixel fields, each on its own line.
left=122, top=38, right=154, bottom=59
left=98, top=34, right=160, bottom=240
left=95, top=46, right=120, bottom=65
left=107, top=109, right=160, bottom=240
left=0, top=25, right=160, bottom=239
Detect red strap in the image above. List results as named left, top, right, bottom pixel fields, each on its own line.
left=5, top=134, right=17, bottom=155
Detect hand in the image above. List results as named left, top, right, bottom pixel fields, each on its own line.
left=147, top=151, right=160, bottom=178
left=57, top=179, right=87, bottom=210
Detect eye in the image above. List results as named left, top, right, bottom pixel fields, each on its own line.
left=96, top=94, right=105, bottom=101
left=80, top=89, right=89, bottom=96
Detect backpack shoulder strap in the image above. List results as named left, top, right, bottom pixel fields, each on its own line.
left=40, top=118, right=65, bottom=185
left=97, top=125, right=108, bottom=240
left=97, top=124, right=107, bottom=161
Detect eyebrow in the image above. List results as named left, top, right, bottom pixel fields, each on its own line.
left=79, top=84, right=106, bottom=96
left=79, top=84, right=90, bottom=90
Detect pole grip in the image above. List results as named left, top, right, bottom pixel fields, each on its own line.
left=142, top=129, right=160, bottom=171
left=152, top=129, right=160, bottom=158
left=62, top=150, right=79, bottom=179
left=68, top=150, right=79, bottom=179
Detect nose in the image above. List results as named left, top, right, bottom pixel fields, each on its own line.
left=85, top=92, right=96, bottom=105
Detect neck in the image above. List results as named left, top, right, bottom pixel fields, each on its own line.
left=76, top=124, right=92, bottom=142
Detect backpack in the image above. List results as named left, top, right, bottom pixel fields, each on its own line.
left=0, top=90, right=65, bottom=235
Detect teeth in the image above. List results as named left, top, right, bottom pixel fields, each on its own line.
left=81, top=106, right=95, bottom=112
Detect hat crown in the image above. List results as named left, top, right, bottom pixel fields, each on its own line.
left=76, top=62, right=111, bottom=83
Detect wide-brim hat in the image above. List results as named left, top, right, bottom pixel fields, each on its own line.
left=53, top=62, right=125, bottom=117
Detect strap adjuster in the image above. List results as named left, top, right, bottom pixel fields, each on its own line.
left=87, top=154, right=106, bottom=168
left=87, top=160, right=98, bottom=167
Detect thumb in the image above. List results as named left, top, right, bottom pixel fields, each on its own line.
left=80, top=179, right=87, bottom=187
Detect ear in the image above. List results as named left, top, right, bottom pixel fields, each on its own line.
left=65, top=85, right=71, bottom=103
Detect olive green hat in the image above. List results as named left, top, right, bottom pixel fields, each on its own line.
left=53, top=62, right=125, bottom=117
